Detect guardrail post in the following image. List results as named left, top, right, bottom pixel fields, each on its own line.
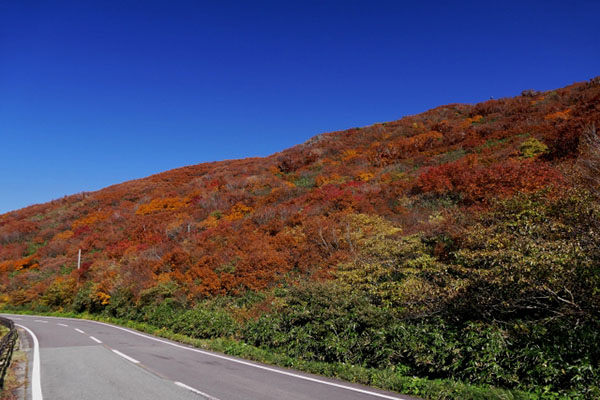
left=0, top=317, right=17, bottom=390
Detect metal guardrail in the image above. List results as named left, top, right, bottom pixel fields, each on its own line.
left=0, top=316, right=17, bottom=390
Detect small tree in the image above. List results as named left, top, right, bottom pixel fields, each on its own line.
left=578, top=123, right=600, bottom=197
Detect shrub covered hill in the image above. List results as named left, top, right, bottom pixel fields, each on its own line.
left=2, top=78, right=600, bottom=397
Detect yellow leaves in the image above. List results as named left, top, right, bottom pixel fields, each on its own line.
left=95, top=291, right=111, bottom=305
left=39, top=277, right=77, bottom=307
left=520, top=138, right=548, bottom=158
left=225, top=202, right=254, bottom=221
left=199, top=205, right=253, bottom=228
left=342, top=149, right=359, bottom=161
left=345, top=213, right=402, bottom=255
left=136, top=197, right=190, bottom=215
left=411, top=121, right=425, bottom=130
left=461, top=115, right=484, bottom=128
left=315, top=173, right=343, bottom=187
left=72, top=211, right=109, bottom=229
left=428, top=212, right=445, bottom=224
left=544, top=109, right=571, bottom=120
left=200, top=215, right=220, bottom=229
left=357, top=172, right=375, bottom=182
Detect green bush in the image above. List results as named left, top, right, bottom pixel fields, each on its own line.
left=520, top=138, right=548, bottom=158
left=170, top=307, right=236, bottom=338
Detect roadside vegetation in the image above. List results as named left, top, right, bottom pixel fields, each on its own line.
left=1, top=78, right=599, bottom=398
left=0, top=337, right=24, bottom=400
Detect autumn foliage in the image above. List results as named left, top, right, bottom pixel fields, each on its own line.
left=1, top=78, right=598, bottom=302
left=1, top=78, right=599, bottom=397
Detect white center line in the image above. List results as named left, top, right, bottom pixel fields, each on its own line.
left=74, top=328, right=85, bottom=334
left=57, top=323, right=69, bottom=327
left=34, top=320, right=48, bottom=323
left=174, top=382, right=220, bottom=400
left=89, top=336, right=102, bottom=344
left=112, top=349, right=139, bottom=364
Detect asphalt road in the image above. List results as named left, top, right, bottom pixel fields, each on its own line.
left=2, top=314, right=419, bottom=400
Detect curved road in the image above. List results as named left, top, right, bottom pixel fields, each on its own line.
left=2, top=314, right=418, bottom=400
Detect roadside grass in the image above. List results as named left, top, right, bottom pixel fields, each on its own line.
left=0, top=309, right=574, bottom=400
left=0, top=338, right=25, bottom=400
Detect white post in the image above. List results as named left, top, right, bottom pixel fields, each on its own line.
left=77, top=249, right=81, bottom=270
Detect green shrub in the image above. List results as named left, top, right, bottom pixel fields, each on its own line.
left=520, top=138, right=548, bottom=158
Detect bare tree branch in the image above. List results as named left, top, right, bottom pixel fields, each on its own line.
left=578, top=123, right=600, bottom=197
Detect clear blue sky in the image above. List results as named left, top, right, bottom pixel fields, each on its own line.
left=1, top=1, right=599, bottom=214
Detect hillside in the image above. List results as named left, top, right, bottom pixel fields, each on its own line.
left=1, top=78, right=600, bottom=398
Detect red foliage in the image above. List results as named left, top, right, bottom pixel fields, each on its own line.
left=418, top=156, right=563, bottom=203
left=0, top=78, right=597, bottom=306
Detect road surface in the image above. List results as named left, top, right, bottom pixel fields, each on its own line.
left=2, top=314, right=418, bottom=400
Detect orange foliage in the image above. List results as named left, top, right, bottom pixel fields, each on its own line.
left=357, top=172, right=375, bottom=182
left=72, top=211, right=109, bottom=229
left=544, top=109, right=571, bottom=120
left=406, top=130, right=444, bottom=149
left=54, top=230, right=74, bottom=240
left=200, top=214, right=221, bottom=229
left=136, top=197, right=189, bottom=215
left=225, top=203, right=254, bottom=221
left=0, top=77, right=597, bottom=308
left=14, top=255, right=39, bottom=271
left=460, top=115, right=484, bottom=128
left=342, top=149, right=359, bottom=161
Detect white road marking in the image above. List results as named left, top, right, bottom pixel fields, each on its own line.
left=5, top=314, right=409, bottom=400
left=57, top=323, right=69, bottom=327
left=74, top=328, right=85, bottom=334
left=89, top=336, right=102, bottom=344
left=88, top=321, right=409, bottom=400
left=174, top=382, right=221, bottom=400
left=16, top=324, right=43, bottom=400
left=112, top=349, right=140, bottom=364
left=34, top=320, right=48, bottom=323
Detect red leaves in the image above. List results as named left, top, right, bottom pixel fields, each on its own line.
left=417, top=157, right=564, bottom=204
left=1, top=78, right=598, bottom=309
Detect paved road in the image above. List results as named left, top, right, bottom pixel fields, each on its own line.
left=2, top=314, right=418, bottom=400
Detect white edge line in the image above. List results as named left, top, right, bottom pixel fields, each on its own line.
left=74, top=328, right=85, bottom=334
left=5, top=315, right=408, bottom=400
left=57, top=323, right=68, bottom=327
left=90, top=320, right=408, bottom=400
left=174, top=381, right=220, bottom=400
left=112, top=349, right=139, bottom=364
left=16, top=324, right=43, bottom=400
left=89, top=336, right=102, bottom=344
left=34, top=320, right=48, bottom=323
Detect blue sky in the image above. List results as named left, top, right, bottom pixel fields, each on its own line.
left=1, top=1, right=599, bottom=214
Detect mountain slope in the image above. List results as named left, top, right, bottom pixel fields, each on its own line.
left=1, top=78, right=599, bottom=397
